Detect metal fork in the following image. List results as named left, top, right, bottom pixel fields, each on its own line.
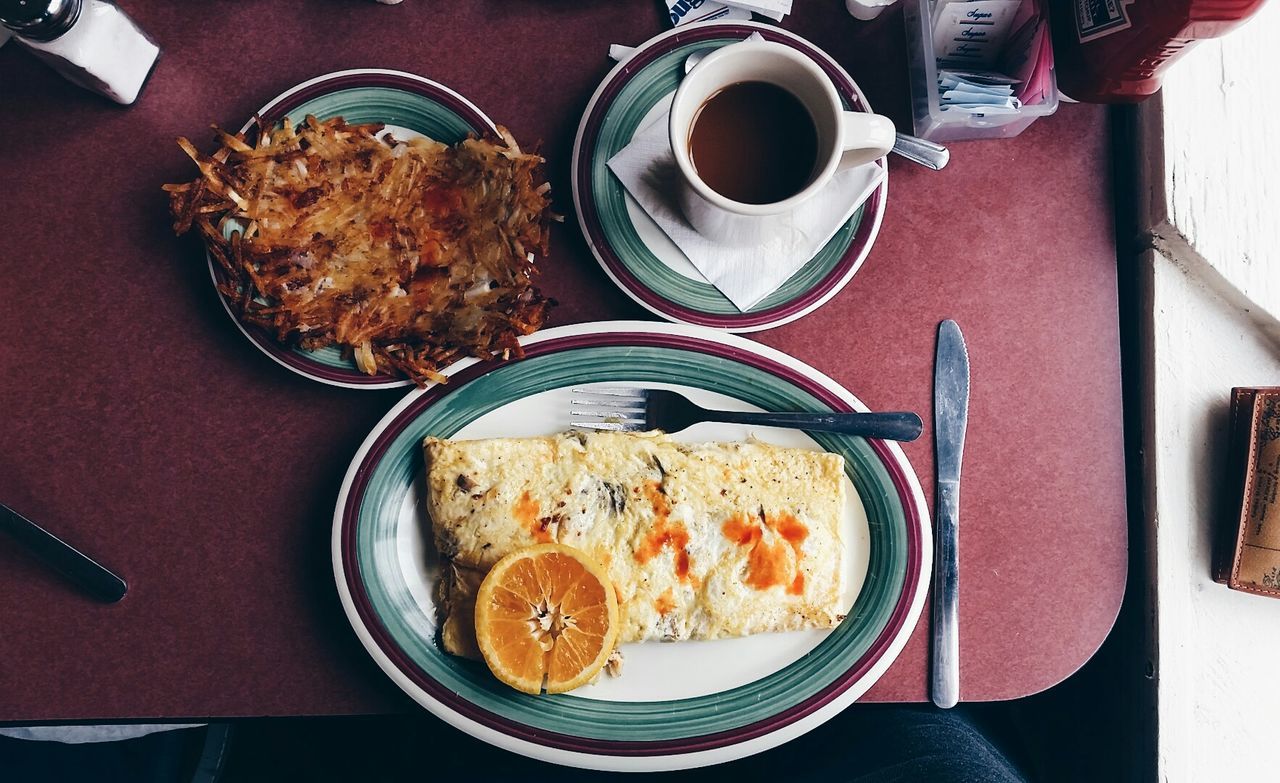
left=570, top=388, right=923, bottom=441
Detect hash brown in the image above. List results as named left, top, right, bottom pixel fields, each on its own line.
left=164, top=115, right=555, bottom=385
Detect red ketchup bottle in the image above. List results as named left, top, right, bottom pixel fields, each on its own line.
left=1049, top=0, right=1269, bottom=102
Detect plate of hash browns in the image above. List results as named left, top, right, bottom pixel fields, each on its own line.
left=163, top=69, right=557, bottom=388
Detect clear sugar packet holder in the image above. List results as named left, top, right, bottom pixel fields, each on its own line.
left=902, top=0, right=1059, bottom=142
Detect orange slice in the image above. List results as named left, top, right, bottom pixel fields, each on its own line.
left=474, top=543, right=620, bottom=695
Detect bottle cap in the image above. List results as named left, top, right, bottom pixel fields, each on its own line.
left=0, top=0, right=81, bottom=42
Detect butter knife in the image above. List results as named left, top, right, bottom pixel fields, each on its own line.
left=931, top=319, right=969, bottom=709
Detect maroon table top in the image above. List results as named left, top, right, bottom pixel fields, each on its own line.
left=0, top=1, right=1125, bottom=722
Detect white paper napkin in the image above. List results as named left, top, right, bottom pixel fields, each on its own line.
left=0, top=724, right=206, bottom=743
left=606, top=96, right=885, bottom=312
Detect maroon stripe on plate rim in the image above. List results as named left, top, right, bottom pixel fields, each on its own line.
left=212, top=71, right=493, bottom=386
left=575, top=25, right=886, bottom=330
left=339, top=331, right=924, bottom=756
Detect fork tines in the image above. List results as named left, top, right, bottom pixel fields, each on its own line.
left=569, top=387, right=649, bottom=432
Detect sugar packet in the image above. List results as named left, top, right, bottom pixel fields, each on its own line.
left=938, top=69, right=1023, bottom=113
left=666, top=0, right=751, bottom=26
left=665, top=0, right=795, bottom=26
left=932, top=0, right=1021, bottom=68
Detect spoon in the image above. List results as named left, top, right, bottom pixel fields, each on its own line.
left=683, top=48, right=950, bottom=171
left=891, top=133, right=950, bottom=170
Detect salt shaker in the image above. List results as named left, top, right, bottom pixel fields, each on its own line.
left=0, top=0, right=159, bottom=105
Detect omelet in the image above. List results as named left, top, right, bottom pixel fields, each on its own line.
left=424, top=431, right=846, bottom=659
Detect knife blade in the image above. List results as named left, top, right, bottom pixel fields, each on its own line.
left=931, top=319, right=969, bottom=709
left=0, top=503, right=128, bottom=603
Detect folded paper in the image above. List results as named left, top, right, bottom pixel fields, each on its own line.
left=607, top=96, right=884, bottom=311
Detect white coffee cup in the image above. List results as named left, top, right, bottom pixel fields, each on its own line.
left=669, top=40, right=894, bottom=245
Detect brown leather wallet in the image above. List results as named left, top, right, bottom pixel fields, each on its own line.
left=1216, top=387, right=1280, bottom=596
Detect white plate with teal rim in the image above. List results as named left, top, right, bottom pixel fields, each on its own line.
left=571, top=24, right=888, bottom=333
left=332, top=321, right=930, bottom=771
left=206, top=69, right=496, bottom=389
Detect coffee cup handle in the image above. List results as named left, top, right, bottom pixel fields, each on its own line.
left=837, top=111, right=896, bottom=170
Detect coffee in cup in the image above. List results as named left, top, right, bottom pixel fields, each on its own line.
left=669, top=39, right=895, bottom=245
left=688, top=81, right=819, bottom=205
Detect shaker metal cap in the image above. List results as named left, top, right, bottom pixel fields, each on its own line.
left=0, top=0, right=82, bottom=42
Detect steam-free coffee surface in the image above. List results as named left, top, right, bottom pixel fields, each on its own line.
left=688, top=81, right=818, bottom=205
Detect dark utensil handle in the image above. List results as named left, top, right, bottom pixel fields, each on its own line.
left=703, top=410, right=924, bottom=441
left=0, top=504, right=128, bottom=603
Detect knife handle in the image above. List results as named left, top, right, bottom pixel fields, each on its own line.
left=0, top=504, right=128, bottom=603
left=931, top=480, right=960, bottom=709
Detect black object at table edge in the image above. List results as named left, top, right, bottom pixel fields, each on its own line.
left=0, top=503, right=128, bottom=603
